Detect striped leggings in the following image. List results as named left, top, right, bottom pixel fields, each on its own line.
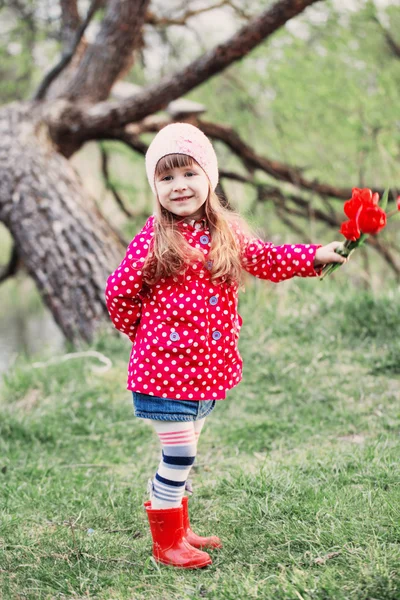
left=144, top=418, right=207, bottom=509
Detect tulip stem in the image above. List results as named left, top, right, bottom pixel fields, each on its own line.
left=319, top=234, right=368, bottom=280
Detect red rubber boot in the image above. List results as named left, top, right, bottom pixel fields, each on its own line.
left=182, top=496, right=223, bottom=549
left=144, top=501, right=212, bottom=569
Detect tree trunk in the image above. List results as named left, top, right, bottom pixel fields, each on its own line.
left=51, top=0, right=150, bottom=102
left=0, top=102, right=125, bottom=344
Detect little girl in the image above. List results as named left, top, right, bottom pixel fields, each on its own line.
left=105, top=123, right=347, bottom=569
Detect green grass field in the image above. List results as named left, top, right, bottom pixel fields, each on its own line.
left=1, top=278, right=399, bottom=599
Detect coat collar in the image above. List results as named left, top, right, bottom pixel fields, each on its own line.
left=176, top=217, right=207, bottom=231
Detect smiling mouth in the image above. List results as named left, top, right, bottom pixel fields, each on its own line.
left=172, top=196, right=193, bottom=202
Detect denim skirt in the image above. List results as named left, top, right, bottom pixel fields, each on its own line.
left=132, top=391, right=216, bottom=422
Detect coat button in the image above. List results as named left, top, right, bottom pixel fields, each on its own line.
left=212, top=330, right=222, bottom=340
left=209, top=296, right=218, bottom=305
left=205, top=260, right=213, bottom=270
left=200, top=235, right=209, bottom=245
left=170, top=332, right=180, bottom=341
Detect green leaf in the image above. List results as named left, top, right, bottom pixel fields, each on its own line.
left=379, top=188, right=389, bottom=212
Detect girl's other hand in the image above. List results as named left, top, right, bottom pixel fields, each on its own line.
left=314, top=241, right=349, bottom=268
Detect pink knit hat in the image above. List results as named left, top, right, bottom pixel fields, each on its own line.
left=145, top=123, right=219, bottom=195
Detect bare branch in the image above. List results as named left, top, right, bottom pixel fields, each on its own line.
left=214, top=180, right=235, bottom=211
left=363, top=236, right=400, bottom=276
left=257, top=184, right=339, bottom=229
left=92, top=124, right=149, bottom=155
left=219, top=170, right=399, bottom=276
left=33, top=0, right=103, bottom=101
left=200, top=119, right=351, bottom=198
left=220, top=170, right=254, bottom=185
left=102, top=116, right=393, bottom=208
left=275, top=206, right=313, bottom=243
left=145, top=1, right=239, bottom=28
left=372, top=14, right=400, bottom=58
left=226, top=0, right=254, bottom=21
left=258, top=185, right=400, bottom=277
left=383, top=30, right=400, bottom=58
left=53, top=0, right=324, bottom=140
left=76, top=116, right=400, bottom=277
left=198, top=120, right=393, bottom=201
left=99, top=143, right=138, bottom=219
left=104, top=116, right=355, bottom=199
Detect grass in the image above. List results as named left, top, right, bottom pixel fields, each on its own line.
left=0, top=278, right=399, bottom=599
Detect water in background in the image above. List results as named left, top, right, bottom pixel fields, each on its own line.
left=0, top=278, right=65, bottom=382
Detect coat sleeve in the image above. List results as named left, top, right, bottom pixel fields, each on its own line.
left=238, top=231, right=324, bottom=282
left=105, top=216, right=154, bottom=342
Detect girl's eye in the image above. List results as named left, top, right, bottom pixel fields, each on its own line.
left=162, top=175, right=172, bottom=181
left=185, top=172, right=194, bottom=177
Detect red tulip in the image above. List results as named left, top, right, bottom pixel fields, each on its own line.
left=357, top=205, right=387, bottom=235
left=372, top=192, right=380, bottom=204
left=352, top=188, right=374, bottom=203
left=344, top=188, right=379, bottom=220
left=339, top=219, right=360, bottom=241
left=322, top=187, right=392, bottom=280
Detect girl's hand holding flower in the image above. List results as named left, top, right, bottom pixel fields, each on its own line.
left=314, top=242, right=349, bottom=268
left=318, top=187, right=398, bottom=279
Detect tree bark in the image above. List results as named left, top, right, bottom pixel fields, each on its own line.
left=60, top=0, right=82, bottom=49
left=60, top=0, right=150, bottom=102
left=0, top=103, right=125, bottom=344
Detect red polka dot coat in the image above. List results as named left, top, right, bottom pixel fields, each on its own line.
left=105, top=216, right=323, bottom=401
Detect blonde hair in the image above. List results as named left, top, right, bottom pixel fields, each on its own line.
left=142, top=153, right=255, bottom=288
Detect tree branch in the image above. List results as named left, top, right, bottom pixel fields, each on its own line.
left=133, top=116, right=393, bottom=201
left=62, top=0, right=150, bottom=102
left=33, top=0, right=103, bottom=101
left=103, top=116, right=357, bottom=199
left=51, top=0, right=324, bottom=141
left=257, top=184, right=339, bottom=228
left=102, top=125, right=150, bottom=155
left=383, top=30, right=400, bottom=58
left=85, top=117, right=400, bottom=277
left=372, top=14, right=400, bottom=59
left=199, top=119, right=355, bottom=199
left=220, top=169, right=254, bottom=185
left=60, top=0, right=81, bottom=50
left=257, top=185, right=400, bottom=277
left=145, top=0, right=248, bottom=28
left=99, top=143, right=138, bottom=219
left=102, top=115, right=394, bottom=209
left=361, top=235, right=400, bottom=277
left=275, top=206, right=313, bottom=243
left=218, top=171, right=400, bottom=277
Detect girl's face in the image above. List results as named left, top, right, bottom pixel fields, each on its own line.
left=155, top=161, right=210, bottom=221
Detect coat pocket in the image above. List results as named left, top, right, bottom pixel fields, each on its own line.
left=152, top=321, right=199, bottom=350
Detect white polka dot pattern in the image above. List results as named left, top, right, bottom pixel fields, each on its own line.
left=105, top=216, right=323, bottom=401
left=234, top=224, right=323, bottom=282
